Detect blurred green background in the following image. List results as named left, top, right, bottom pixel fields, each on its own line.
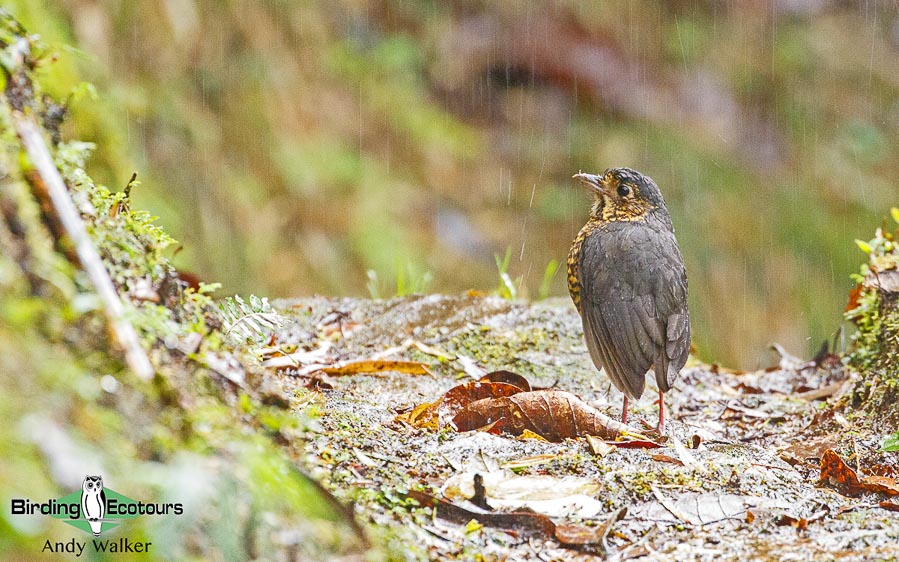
left=7, top=0, right=897, bottom=369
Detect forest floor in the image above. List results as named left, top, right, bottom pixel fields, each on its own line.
left=3, top=11, right=898, bottom=561
left=252, top=294, right=899, bottom=561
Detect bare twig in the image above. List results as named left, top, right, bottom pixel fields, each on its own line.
left=12, top=114, right=154, bottom=380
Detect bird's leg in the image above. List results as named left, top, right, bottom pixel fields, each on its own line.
left=621, top=395, right=629, bottom=425
left=656, top=390, right=666, bottom=434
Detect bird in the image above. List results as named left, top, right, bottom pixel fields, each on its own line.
left=80, top=475, right=106, bottom=537
left=567, top=168, right=690, bottom=434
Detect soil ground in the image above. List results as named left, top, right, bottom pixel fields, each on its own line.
left=263, top=295, right=899, bottom=561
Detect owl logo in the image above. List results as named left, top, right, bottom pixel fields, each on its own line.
left=80, top=475, right=106, bottom=536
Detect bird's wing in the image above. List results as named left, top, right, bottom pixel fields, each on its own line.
left=579, top=221, right=690, bottom=398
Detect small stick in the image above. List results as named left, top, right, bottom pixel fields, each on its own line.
left=12, top=114, right=154, bottom=380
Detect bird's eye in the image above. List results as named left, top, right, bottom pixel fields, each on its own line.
left=617, top=184, right=631, bottom=197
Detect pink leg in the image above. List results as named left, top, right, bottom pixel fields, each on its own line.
left=621, top=395, right=629, bottom=425
left=657, top=390, right=666, bottom=434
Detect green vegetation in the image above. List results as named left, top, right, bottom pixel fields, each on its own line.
left=0, top=13, right=366, bottom=560
left=0, top=4, right=898, bottom=557
left=494, top=247, right=520, bottom=301
left=845, top=208, right=899, bottom=421
left=882, top=433, right=899, bottom=452
left=3, top=1, right=896, bottom=367
left=366, top=261, right=434, bottom=299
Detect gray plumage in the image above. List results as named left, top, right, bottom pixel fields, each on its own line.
left=578, top=217, right=690, bottom=399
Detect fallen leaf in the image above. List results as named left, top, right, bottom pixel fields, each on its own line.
left=671, top=435, right=705, bottom=472
left=440, top=380, right=527, bottom=419
left=879, top=501, right=899, bottom=512
left=776, top=507, right=828, bottom=531
left=441, top=471, right=604, bottom=518
left=605, top=438, right=665, bottom=449
left=845, top=283, right=864, bottom=315
left=586, top=435, right=615, bottom=457
left=476, top=370, right=532, bottom=392
left=320, top=360, right=432, bottom=376
left=463, top=519, right=483, bottom=533
left=453, top=390, right=631, bottom=441
left=396, top=377, right=526, bottom=429
left=652, top=454, right=684, bottom=466
left=818, top=449, right=899, bottom=497
left=517, top=429, right=548, bottom=441
left=403, top=490, right=607, bottom=547
left=501, top=454, right=558, bottom=470
left=636, top=491, right=790, bottom=526
left=776, top=514, right=808, bottom=530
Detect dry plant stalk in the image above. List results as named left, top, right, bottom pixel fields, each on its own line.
left=12, top=114, right=154, bottom=381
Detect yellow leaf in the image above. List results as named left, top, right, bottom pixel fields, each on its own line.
left=855, top=239, right=872, bottom=254
left=892, top=207, right=899, bottom=225
left=517, top=429, right=548, bottom=441
left=586, top=435, right=615, bottom=457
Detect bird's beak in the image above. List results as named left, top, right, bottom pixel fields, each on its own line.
left=572, top=172, right=606, bottom=195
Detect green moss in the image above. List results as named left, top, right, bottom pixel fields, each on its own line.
left=845, top=213, right=899, bottom=422
left=0, top=11, right=364, bottom=559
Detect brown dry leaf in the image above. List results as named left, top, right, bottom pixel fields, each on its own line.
left=605, top=438, right=665, bottom=449
left=476, top=370, right=532, bottom=392
left=776, top=508, right=828, bottom=531
left=780, top=434, right=840, bottom=466
left=395, top=376, right=526, bottom=429
left=652, top=454, right=685, bottom=466
left=818, top=449, right=899, bottom=497
left=862, top=475, right=899, bottom=497
left=320, top=360, right=432, bottom=376
left=776, top=514, right=808, bottom=530
left=501, top=454, right=558, bottom=470
left=438, top=380, right=527, bottom=422
left=404, top=490, right=608, bottom=548
left=869, top=464, right=899, bottom=478
left=395, top=401, right=439, bottom=430
left=453, top=390, right=631, bottom=441
left=845, top=283, right=864, bottom=315
left=879, top=501, right=899, bottom=512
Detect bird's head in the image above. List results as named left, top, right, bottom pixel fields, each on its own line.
left=573, top=168, right=668, bottom=223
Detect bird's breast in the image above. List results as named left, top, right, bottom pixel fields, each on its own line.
left=567, top=218, right=605, bottom=312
